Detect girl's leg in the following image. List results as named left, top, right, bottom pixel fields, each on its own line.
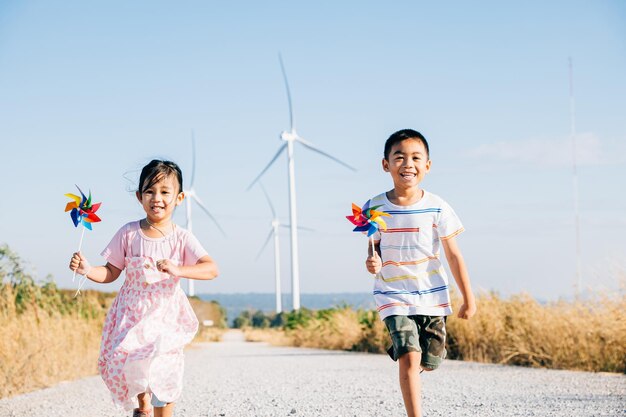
left=398, top=351, right=422, bottom=417
left=153, top=403, right=175, bottom=417
left=136, top=392, right=151, bottom=412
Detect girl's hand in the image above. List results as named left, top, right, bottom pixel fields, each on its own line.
left=365, top=251, right=382, bottom=274
left=156, top=259, right=180, bottom=276
left=69, top=252, right=91, bottom=276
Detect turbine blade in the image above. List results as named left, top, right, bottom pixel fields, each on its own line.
left=190, top=129, right=196, bottom=188
left=259, top=182, right=276, bottom=218
left=281, top=224, right=314, bottom=232
left=255, top=229, right=274, bottom=260
left=295, top=137, right=357, bottom=171
left=278, top=53, right=295, bottom=132
left=191, top=194, right=227, bottom=237
left=247, top=143, right=288, bottom=190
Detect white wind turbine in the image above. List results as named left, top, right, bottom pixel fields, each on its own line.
left=248, top=55, right=356, bottom=310
left=255, top=183, right=314, bottom=313
left=184, top=130, right=226, bottom=297
left=256, top=184, right=284, bottom=313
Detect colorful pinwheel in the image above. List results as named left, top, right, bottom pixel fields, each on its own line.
left=346, top=200, right=390, bottom=236
left=65, top=185, right=102, bottom=296
left=346, top=200, right=391, bottom=254
left=65, top=186, right=102, bottom=230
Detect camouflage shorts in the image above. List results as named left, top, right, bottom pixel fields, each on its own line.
left=383, top=314, right=447, bottom=369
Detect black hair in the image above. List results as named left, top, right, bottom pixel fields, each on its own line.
left=384, top=129, right=430, bottom=160
left=138, top=160, right=184, bottom=194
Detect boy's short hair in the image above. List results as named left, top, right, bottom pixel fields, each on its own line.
left=384, top=129, right=430, bottom=160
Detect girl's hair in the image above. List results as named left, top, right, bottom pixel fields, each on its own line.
left=384, top=129, right=429, bottom=160
left=138, top=160, right=184, bottom=194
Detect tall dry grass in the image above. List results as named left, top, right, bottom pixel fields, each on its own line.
left=240, top=291, right=626, bottom=373
left=189, top=296, right=227, bottom=342
left=0, top=244, right=226, bottom=398
left=0, top=283, right=110, bottom=398
left=242, top=307, right=389, bottom=354
left=288, top=308, right=376, bottom=351
left=244, top=328, right=294, bottom=346
left=446, top=291, right=626, bottom=372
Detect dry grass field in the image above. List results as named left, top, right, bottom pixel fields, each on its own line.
left=0, top=245, right=225, bottom=398
left=446, top=291, right=626, bottom=372
left=242, top=290, right=626, bottom=374
left=0, top=285, right=108, bottom=398
left=2, top=243, right=624, bottom=401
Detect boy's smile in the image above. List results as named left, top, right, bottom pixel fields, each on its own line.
left=383, top=138, right=431, bottom=190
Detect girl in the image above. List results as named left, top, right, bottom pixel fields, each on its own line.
left=69, top=160, right=219, bottom=417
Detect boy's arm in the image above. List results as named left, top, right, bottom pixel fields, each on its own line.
left=441, top=236, right=476, bottom=319
left=365, top=240, right=382, bottom=274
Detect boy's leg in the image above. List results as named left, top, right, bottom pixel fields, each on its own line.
left=384, top=316, right=423, bottom=417
left=398, top=351, right=423, bottom=417
left=418, top=316, right=447, bottom=371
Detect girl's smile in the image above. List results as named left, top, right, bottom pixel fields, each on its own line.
left=136, top=174, right=184, bottom=227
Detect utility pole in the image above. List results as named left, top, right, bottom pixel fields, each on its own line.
left=569, top=57, right=582, bottom=297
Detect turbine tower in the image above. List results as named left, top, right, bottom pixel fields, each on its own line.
left=248, top=55, right=355, bottom=310
left=184, top=130, right=226, bottom=296
left=256, top=184, right=283, bottom=313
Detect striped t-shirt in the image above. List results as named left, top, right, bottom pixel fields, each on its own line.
left=370, top=191, right=464, bottom=319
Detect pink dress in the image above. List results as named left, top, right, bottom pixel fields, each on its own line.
left=98, top=221, right=208, bottom=410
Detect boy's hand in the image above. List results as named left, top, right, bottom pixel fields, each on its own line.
left=69, top=251, right=91, bottom=276
left=365, top=251, right=382, bottom=274
left=156, top=259, right=180, bottom=276
left=457, top=300, right=477, bottom=320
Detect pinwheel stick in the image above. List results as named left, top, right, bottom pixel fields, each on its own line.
left=73, top=227, right=91, bottom=298
left=71, top=227, right=86, bottom=283
left=74, top=275, right=88, bottom=298
left=346, top=201, right=390, bottom=270
left=64, top=185, right=102, bottom=297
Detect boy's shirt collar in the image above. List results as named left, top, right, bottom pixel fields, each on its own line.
left=384, top=189, right=427, bottom=207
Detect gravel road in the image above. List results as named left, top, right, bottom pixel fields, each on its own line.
left=1, top=330, right=624, bottom=417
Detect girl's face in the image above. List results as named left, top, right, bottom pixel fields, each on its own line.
left=136, top=174, right=184, bottom=224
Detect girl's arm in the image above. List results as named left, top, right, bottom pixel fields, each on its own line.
left=70, top=252, right=122, bottom=284
left=441, top=236, right=476, bottom=320
left=85, top=263, right=123, bottom=284
left=158, top=255, right=219, bottom=281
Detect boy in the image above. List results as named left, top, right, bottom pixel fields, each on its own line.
left=365, top=129, right=476, bottom=417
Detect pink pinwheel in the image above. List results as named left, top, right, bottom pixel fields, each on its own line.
left=64, top=185, right=102, bottom=296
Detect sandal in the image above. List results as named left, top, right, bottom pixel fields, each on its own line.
left=132, top=409, right=151, bottom=417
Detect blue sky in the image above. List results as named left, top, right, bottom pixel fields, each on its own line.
left=1, top=1, right=625, bottom=304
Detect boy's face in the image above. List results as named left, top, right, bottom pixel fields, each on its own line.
left=382, top=138, right=431, bottom=189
